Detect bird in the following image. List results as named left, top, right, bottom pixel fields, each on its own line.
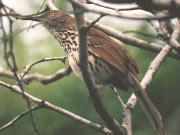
left=23, top=9, right=163, bottom=134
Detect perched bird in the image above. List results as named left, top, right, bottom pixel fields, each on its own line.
left=23, top=9, right=163, bottom=133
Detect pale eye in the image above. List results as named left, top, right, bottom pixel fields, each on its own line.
left=49, top=12, right=55, bottom=16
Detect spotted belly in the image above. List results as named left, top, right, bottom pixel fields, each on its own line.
left=68, top=52, right=113, bottom=86
left=68, top=52, right=83, bottom=80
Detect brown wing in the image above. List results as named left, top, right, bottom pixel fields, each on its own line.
left=88, top=28, right=139, bottom=77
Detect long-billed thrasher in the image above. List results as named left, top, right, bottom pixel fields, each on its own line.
left=23, top=10, right=163, bottom=133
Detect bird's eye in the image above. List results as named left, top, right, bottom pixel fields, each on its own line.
left=49, top=12, right=55, bottom=16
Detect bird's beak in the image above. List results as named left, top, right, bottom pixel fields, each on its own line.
left=21, top=11, right=46, bottom=22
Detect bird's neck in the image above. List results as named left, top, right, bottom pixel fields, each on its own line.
left=49, top=24, right=79, bottom=55
left=45, top=17, right=79, bottom=55
left=57, top=28, right=79, bottom=54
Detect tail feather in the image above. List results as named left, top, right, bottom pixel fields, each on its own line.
left=130, top=75, right=164, bottom=135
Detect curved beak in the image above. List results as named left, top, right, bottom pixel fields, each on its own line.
left=21, top=11, right=46, bottom=22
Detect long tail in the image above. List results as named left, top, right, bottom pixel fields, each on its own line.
left=130, top=75, right=164, bottom=135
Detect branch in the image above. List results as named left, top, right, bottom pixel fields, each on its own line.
left=0, top=68, right=15, bottom=79
left=86, top=0, right=139, bottom=11
left=112, top=88, right=132, bottom=135
left=23, top=66, right=72, bottom=84
left=99, top=0, right=180, bottom=13
left=20, top=56, right=67, bottom=80
left=94, top=23, right=180, bottom=60
left=0, top=81, right=112, bottom=135
left=122, top=30, right=157, bottom=39
left=0, top=105, right=41, bottom=132
left=123, top=17, right=180, bottom=135
left=136, top=0, right=180, bottom=13
left=72, top=0, right=177, bottom=20
left=0, top=56, right=70, bottom=84
left=1, top=5, right=40, bottom=135
left=1, top=1, right=178, bottom=135
left=170, top=20, right=180, bottom=51
left=46, top=0, right=59, bottom=10
left=0, top=67, right=72, bottom=84
left=2, top=1, right=180, bottom=60
left=71, top=0, right=126, bottom=134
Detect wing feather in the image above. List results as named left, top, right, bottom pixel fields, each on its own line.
left=88, top=28, right=139, bottom=77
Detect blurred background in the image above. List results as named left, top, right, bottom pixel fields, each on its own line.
left=0, top=0, right=180, bottom=135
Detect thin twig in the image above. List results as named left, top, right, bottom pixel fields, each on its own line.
left=0, top=23, right=40, bottom=43
left=2, top=7, right=41, bottom=135
left=23, top=66, right=72, bottom=84
left=0, top=105, right=41, bottom=132
left=20, top=56, right=67, bottom=80
left=112, top=87, right=126, bottom=108
left=0, top=80, right=112, bottom=135
left=87, top=14, right=105, bottom=30
left=123, top=30, right=157, bottom=39
left=86, top=0, right=140, bottom=11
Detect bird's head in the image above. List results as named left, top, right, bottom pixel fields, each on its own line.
left=22, top=10, right=64, bottom=24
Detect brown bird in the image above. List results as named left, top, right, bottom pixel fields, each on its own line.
left=23, top=10, right=163, bottom=133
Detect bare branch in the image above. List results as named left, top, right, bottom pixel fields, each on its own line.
left=46, top=0, right=59, bottom=10
left=0, top=68, right=15, bottom=79
left=94, top=23, right=180, bottom=60
left=2, top=1, right=179, bottom=61
left=71, top=1, right=126, bottom=134
left=112, top=88, right=125, bottom=108
left=87, top=14, right=105, bottom=30
left=122, top=30, right=157, bottom=39
left=136, top=0, right=180, bottom=13
left=20, top=56, right=67, bottom=80
left=1, top=6, right=41, bottom=135
left=86, top=0, right=140, bottom=11
left=101, top=0, right=180, bottom=13
left=0, top=105, right=41, bottom=132
left=124, top=17, right=180, bottom=135
left=0, top=81, right=112, bottom=135
left=121, top=106, right=132, bottom=135
left=112, top=88, right=132, bottom=135
left=72, top=0, right=177, bottom=20
left=23, top=66, right=72, bottom=84
left=0, top=1, right=179, bottom=135
left=0, top=66, right=72, bottom=84
left=170, top=20, right=180, bottom=51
